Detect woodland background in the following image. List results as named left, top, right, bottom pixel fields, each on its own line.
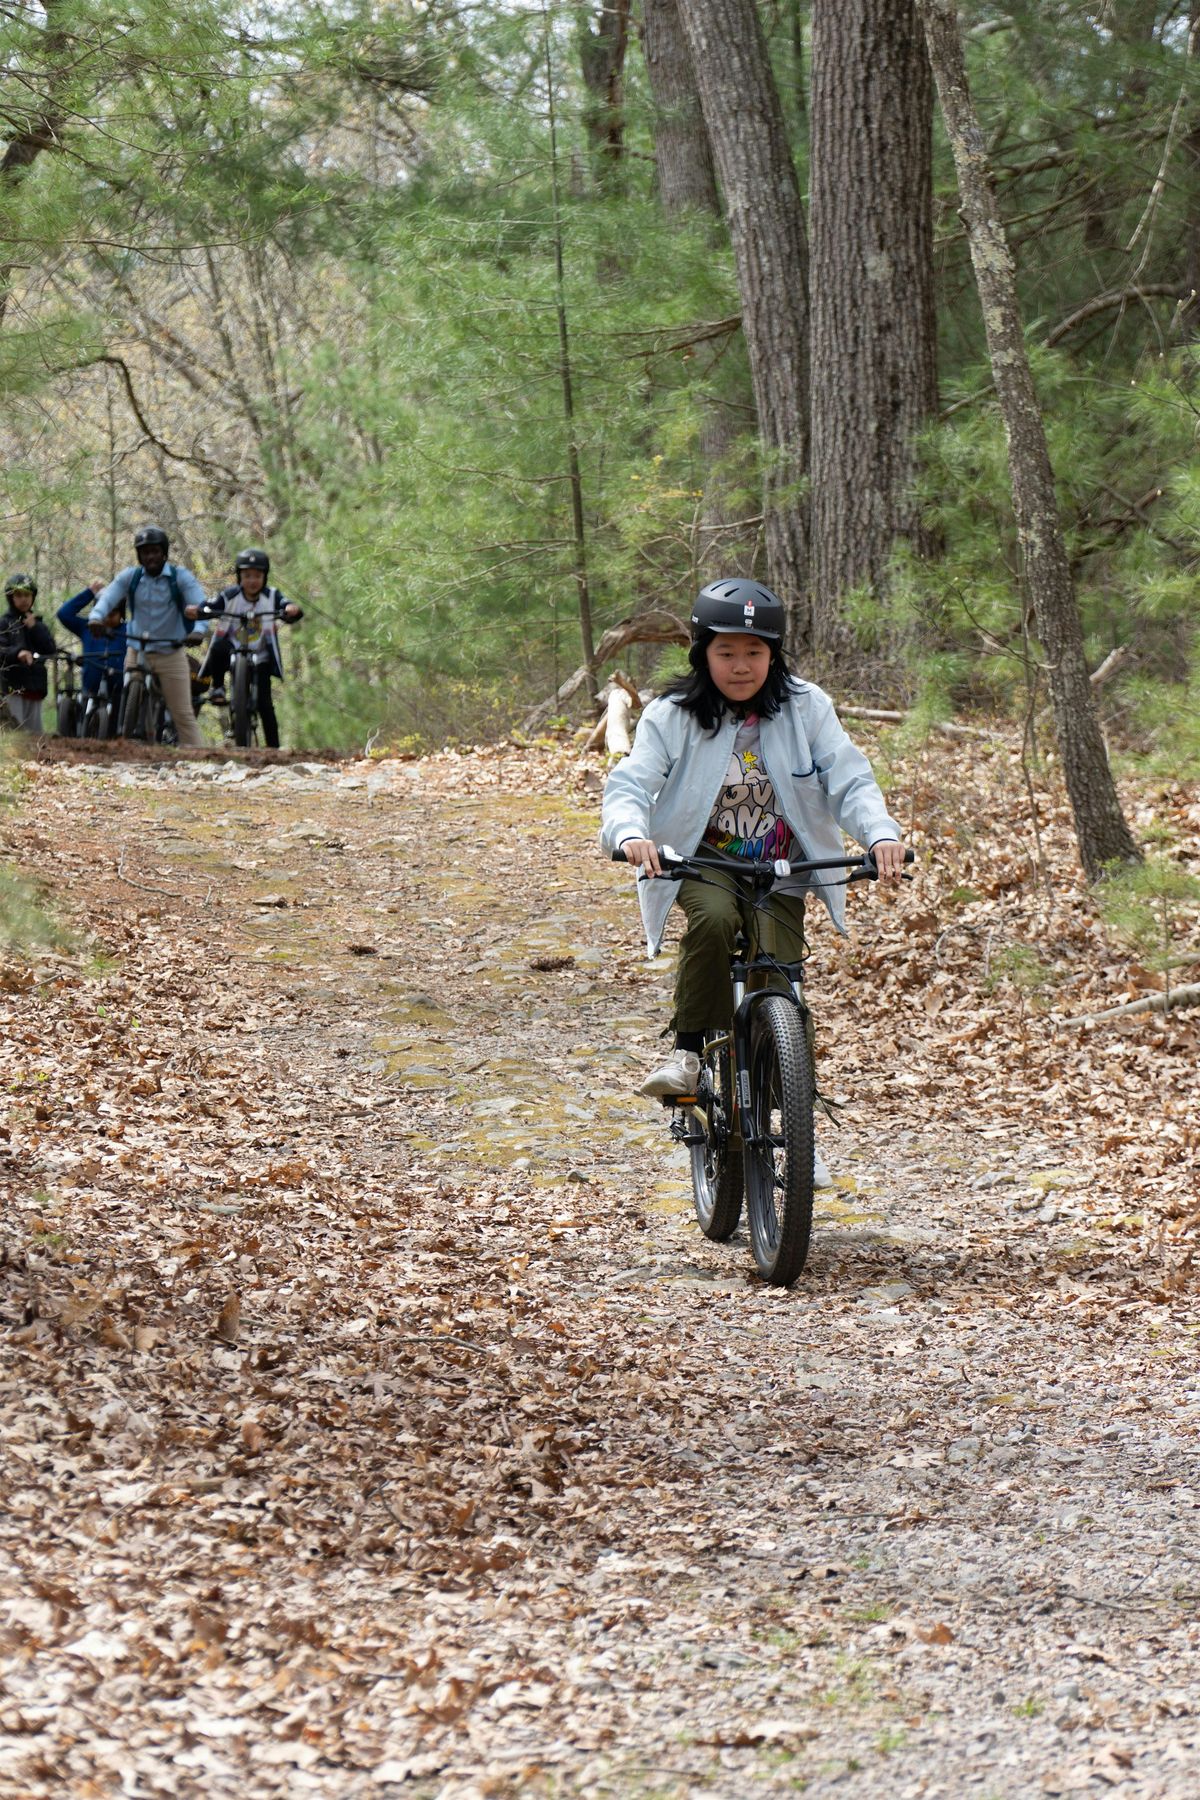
left=2, top=0, right=1200, bottom=768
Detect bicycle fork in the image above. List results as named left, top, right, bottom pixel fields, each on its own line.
left=730, top=957, right=808, bottom=1150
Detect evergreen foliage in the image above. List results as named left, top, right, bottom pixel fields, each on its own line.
left=0, top=1, right=1196, bottom=757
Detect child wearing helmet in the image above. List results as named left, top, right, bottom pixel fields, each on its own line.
left=0, top=574, right=56, bottom=732
left=201, top=550, right=303, bottom=749
left=600, top=578, right=906, bottom=1186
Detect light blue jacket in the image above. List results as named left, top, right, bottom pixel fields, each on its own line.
left=600, top=680, right=902, bottom=954
left=90, top=562, right=208, bottom=650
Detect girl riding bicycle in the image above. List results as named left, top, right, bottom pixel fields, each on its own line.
left=601, top=579, right=906, bottom=1184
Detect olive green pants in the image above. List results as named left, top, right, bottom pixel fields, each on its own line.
left=671, top=853, right=809, bottom=1036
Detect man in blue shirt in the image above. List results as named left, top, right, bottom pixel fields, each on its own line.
left=89, top=526, right=214, bottom=748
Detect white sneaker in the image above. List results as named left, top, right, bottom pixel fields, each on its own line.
left=813, top=1148, right=834, bottom=1189
left=640, top=1049, right=701, bottom=1098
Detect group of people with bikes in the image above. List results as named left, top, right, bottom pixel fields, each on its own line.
left=0, top=527, right=303, bottom=748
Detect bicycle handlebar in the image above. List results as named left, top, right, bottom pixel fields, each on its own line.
left=611, top=844, right=915, bottom=883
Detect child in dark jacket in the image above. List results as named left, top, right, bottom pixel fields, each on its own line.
left=0, top=573, right=56, bottom=732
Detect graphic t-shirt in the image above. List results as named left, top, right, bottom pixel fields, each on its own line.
left=703, top=715, right=795, bottom=862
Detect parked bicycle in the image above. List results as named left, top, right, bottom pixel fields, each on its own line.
left=613, top=842, right=914, bottom=1287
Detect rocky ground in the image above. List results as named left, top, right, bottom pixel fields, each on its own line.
left=1, top=733, right=1198, bottom=1799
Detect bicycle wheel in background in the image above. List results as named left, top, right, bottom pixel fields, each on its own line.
left=231, top=656, right=255, bottom=747
left=686, top=1037, right=743, bottom=1241
left=117, top=680, right=144, bottom=740
left=55, top=691, right=75, bottom=738
left=83, top=697, right=108, bottom=739
left=743, top=993, right=815, bottom=1286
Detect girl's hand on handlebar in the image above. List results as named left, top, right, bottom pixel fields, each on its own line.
left=870, top=839, right=907, bottom=885
left=620, top=838, right=663, bottom=877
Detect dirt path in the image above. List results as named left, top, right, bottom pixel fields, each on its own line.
left=2, top=744, right=1199, bottom=1799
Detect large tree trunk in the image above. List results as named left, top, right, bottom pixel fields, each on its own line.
left=677, top=0, right=811, bottom=645
left=577, top=0, right=631, bottom=193
left=1184, top=3, right=1200, bottom=336
left=0, top=0, right=68, bottom=325
left=641, top=0, right=749, bottom=578
left=641, top=0, right=719, bottom=217
left=917, top=0, right=1140, bottom=881
left=809, top=0, right=937, bottom=663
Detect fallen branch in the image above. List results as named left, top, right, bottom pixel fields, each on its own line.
left=521, top=607, right=687, bottom=732
left=1088, top=643, right=1134, bottom=689
left=1058, top=983, right=1200, bottom=1027
left=836, top=705, right=994, bottom=740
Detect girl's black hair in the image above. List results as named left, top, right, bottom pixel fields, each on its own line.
left=662, top=630, right=796, bottom=732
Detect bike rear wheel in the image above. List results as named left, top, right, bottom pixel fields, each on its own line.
left=743, top=993, right=815, bottom=1286
left=55, top=692, right=75, bottom=738
left=231, top=656, right=255, bottom=747
left=686, top=1038, right=743, bottom=1241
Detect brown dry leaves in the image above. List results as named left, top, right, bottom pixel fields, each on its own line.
left=0, top=732, right=1198, bottom=1798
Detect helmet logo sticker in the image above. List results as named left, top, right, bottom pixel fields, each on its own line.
left=743, top=600, right=755, bottom=627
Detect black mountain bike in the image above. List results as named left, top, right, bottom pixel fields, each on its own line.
left=117, top=637, right=176, bottom=743
left=52, top=651, right=121, bottom=739
left=51, top=650, right=81, bottom=738
left=614, top=843, right=913, bottom=1287
left=77, top=656, right=122, bottom=740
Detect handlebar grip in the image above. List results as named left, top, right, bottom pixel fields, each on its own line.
left=611, top=847, right=629, bottom=862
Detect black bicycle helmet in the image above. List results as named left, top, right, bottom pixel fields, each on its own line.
left=133, top=525, right=169, bottom=554
left=4, top=571, right=37, bottom=600
left=234, top=548, right=270, bottom=575
left=691, top=578, right=785, bottom=643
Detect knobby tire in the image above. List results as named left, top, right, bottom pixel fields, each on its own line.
left=687, top=1038, right=743, bottom=1241
left=146, top=688, right=167, bottom=745
left=743, top=993, right=815, bottom=1286
left=232, top=656, right=255, bottom=748
left=55, top=693, right=75, bottom=739
left=118, top=681, right=145, bottom=741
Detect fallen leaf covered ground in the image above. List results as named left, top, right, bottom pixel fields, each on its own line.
left=1, top=727, right=1199, bottom=1799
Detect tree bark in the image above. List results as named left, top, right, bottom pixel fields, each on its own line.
left=577, top=0, right=631, bottom=192
left=0, top=0, right=68, bottom=325
left=678, top=0, right=812, bottom=645
left=641, top=0, right=749, bottom=577
left=1185, top=3, right=1200, bottom=336
left=641, top=0, right=719, bottom=217
left=916, top=0, right=1140, bottom=881
left=809, top=0, right=937, bottom=662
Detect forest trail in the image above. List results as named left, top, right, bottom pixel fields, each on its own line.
left=2, top=741, right=1199, bottom=1800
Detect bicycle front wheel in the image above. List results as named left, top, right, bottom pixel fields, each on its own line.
left=686, top=1038, right=743, bottom=1241
left=117, top=681, right=144, bottom=740
left=743, top=993, right=815, bottom=1286
left=232, top=656, right=255, bottom=747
